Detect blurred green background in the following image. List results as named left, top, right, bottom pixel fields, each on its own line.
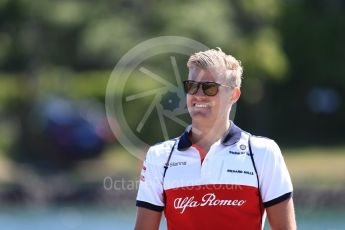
left=0, top=0, right=344, bottom=229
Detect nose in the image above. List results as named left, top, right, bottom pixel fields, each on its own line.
left=194, top=84, right=207, bottom=97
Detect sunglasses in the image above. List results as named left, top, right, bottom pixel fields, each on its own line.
left=183, top=80, right=232, bottom=96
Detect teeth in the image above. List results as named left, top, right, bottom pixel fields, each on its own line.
left=194, top=103, right=208, bottom=108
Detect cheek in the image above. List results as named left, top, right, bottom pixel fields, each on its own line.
left=217, top=92, right=232, bottom=106
left=186, top=95, right=194, bottom=108
left=186, top=95, right=192, bottom=104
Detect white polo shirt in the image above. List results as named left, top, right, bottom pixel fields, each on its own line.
left=136, top=122, right=293, bottom=230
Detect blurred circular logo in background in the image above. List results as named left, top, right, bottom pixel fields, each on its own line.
left=105, top=36, right=237, bottom=160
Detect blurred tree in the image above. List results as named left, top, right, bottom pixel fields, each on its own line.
left=272, top=0, right=345, bottom=145
left=0, top=0, right=344, bottom=168
left=0, top=0, right=293, bottom=164
left=0, top=0, right=287, bottom=75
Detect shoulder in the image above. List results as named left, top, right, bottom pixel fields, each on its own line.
left=145, top=138, right=178, bottom=164
left=248, top=134, right=282, bottom=158
left=249, top=135, right=279, bottom=149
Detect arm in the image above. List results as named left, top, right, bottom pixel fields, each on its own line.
left=134, top=207, right=162, bottom=230
left=255, top=139, right=295, bottom=229
left=266, top=197, right=296, bottom=230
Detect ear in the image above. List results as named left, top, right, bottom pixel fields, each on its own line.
left=230, top=87, right=241, bottom=104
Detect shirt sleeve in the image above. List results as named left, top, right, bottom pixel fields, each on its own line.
left=259, top=140, right=293, bottom=208
left=136, top=147, right=165, bottom=212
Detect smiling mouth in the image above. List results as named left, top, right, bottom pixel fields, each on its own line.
left=193, top=103, right=209, bottom=108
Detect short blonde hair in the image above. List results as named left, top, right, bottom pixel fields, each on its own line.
left=187, top=48, right=243, bottom=88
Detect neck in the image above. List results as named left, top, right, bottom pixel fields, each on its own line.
left=190, top=118, right=230, bottom=150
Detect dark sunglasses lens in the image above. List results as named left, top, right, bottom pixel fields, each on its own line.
left=202, top=83, right=219, bottom=96
left=184, top=81, right=198, bottom=95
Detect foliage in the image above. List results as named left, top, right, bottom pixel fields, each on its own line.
left=0, top=0, right=344, bottom=168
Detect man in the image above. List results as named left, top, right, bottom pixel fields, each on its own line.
left=135, top=48, right=296, bottom=230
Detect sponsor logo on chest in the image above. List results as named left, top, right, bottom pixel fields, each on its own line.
left=169, top=161, right=187, bottom=167
left=173, top=193, right=246, bottom=214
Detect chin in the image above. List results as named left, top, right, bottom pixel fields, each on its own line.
left=190, top=111, right=212, bottom=119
